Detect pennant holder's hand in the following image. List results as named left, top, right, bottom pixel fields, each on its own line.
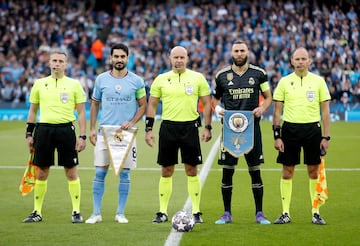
left=120, top=121, right=134, bottom=131
left=253, top=106, right=264, bottom=118
left=214, top=105, right=224, bottom=118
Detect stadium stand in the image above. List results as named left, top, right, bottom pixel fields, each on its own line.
left=0, top=0, right=359, bottom=120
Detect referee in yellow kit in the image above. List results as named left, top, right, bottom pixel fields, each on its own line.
left=272, top=47, right=330, bottom=225
left=145, top=46, right=212, bottom=224
left=23, top=48, right=87, bottom=223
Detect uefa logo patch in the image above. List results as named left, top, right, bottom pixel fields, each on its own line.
left=60, top=93, right=69, bottom=103
left=228, top=112, right=249, bottom=133
left=185, top=85, right=194, bottom=95
left=306, top=90, right=315, bottom=102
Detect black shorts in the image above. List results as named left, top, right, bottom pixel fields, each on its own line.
left=218, top=121, right=264, bottom=166
left=276, top=121, right=322, bottom=166
left=157, top=120, right=202, bottom=166
left=33, top=122, right=79, bottom=168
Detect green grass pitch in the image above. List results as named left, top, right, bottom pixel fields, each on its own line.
left=0, top=120, right=359, bottom=245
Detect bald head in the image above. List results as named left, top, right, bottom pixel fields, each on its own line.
left=291, top=47, right=311, bottom=76
left=170, top=46, right=188, bottom=73
left=170, top=46, right=188, bottom=56
left=292, top=47, right=309, bottom=60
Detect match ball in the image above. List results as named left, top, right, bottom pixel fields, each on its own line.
left=171, top=210, right=195, bottom=232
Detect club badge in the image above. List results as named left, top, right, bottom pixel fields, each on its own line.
left=227, top=73, right=234, bottom=85
left=248, top=77, right=255, bottom=85
left=114, top=129, right=124, bottom=142
left=115, top=84, right=122, bottom=94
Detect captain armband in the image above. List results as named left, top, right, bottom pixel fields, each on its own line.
left=26, top=122, right=36, bottom=139
left=272, top=125, right=281, bottom=140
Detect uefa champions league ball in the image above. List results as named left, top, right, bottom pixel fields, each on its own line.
left=171, top=210, right=195, bottom=232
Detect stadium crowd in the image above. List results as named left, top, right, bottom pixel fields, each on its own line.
left=0, top=0, right=360, bottom=111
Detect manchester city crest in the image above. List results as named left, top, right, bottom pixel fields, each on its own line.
left=114, top=84, right=122, bottom=93
left=228, top=112, right=249, bottom=133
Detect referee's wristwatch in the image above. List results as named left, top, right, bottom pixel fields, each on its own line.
left=205, top=125, right=212, bottom=131
left=79, top=135, right=87, bottom=140
left=322, top=136, right=330, bottom=141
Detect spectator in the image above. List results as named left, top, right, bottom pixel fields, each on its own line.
left=352, top=80, right=360, bottom=104
left=0, top=0, right=359, bottom=111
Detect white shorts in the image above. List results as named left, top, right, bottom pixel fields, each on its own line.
left=94, top=135, right=137, bottom=169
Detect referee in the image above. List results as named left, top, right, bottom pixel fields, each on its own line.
left=145, top=46, right=212, bottom=224
left=23, top=48, right=87, bottom=223
left=272, top=47, right=330, bottom=225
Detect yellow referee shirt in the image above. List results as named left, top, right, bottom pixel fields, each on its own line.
left=273, top=72, right=330, bottom=123
left=150, top=69, right=210, bottom=122
left=30, top=76, right=86, bottom=123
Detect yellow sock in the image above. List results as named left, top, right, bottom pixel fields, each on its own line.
left=280, top=178, right=292, bottom=214
left=309, top=178, right=318, bottom=214
left=188, top=175, right=201, bottom=214
left=159, top=176, right=172, bottom=214
left=68, top=178, right=81, bottom=212
left=34, top=180, right=47, bottom=215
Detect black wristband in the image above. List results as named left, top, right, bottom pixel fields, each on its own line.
left=145, top=117, right=154, bottom=128
left=26, top=122, right=36, bottom=138
left=272, top=125, right=281, bottom=140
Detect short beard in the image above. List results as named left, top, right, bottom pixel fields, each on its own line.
left=232, top=56, right=247, bottom=67
left=114, top=63, right=125, bottom=71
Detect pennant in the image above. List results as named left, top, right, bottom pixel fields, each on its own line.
left=101, top=126, right=138, bottom=176
left=312, top=157, right=328, bottom=209
left=19, top=149, right=38, bottom=196
left=222, top=110, right=254, bottom=157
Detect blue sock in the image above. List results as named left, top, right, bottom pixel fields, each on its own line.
left=116, top=169, right=130, bottom=215
left=92, top=167, right=108, bottom=215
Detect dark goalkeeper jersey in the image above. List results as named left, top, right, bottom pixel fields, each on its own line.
left=213, top=64, right=270, bottom=111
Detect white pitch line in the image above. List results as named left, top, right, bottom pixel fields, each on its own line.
left=164, top=136, right=220, bottom=246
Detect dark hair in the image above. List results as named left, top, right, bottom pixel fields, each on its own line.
left=233, top=40, right=246, bottom=45
left=111, top=43, right=129, bottom=56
